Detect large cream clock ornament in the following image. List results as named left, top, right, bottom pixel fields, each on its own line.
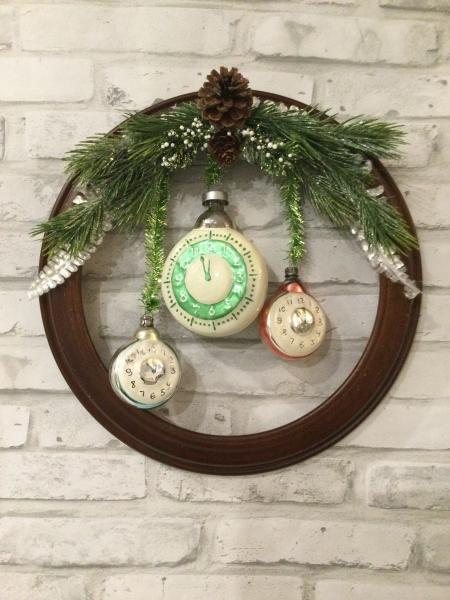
left=109, top=315, right=181, bottom=409
left=161, top=190, right=268, bottom=337
left=260, top=267, right=327, bottom=360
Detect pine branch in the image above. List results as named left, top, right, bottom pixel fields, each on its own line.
left=141, top=177, right=169, bottom=315
left=280, top=177, right=306, bottom=264
left=31, top=196, right=105, bottom=259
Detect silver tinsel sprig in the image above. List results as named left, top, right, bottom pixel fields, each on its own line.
left=28, top=193, right=111, bottom=299
left=349, top=159, right=421, bottom=299
left=350, top=224, right=420, bottom=299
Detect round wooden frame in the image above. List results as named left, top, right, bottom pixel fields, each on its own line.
left=39, top=91, right=422, bottom=475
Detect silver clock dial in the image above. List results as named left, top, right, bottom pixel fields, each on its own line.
left=110, top=338, right=181, bottom=409
left=268, top=291, right=326, bottom=358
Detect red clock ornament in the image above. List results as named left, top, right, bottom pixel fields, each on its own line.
left=260, top=267, right=327, bottom=360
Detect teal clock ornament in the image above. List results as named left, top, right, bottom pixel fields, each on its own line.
left=161, top=190, right=268, bottom=337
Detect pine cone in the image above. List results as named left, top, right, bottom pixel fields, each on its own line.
left=198, top=66, right=252, bottom=129
left=208, top=130, right=241, bottom=166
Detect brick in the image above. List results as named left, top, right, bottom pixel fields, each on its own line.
left=157, top=458, right=352, bottom=504
left=0, top=452, right=145, bottom=500
left=102, top=574, right=303, bottom=600
left=0, top=230, right=37, bottom=278
left=368, top=462, right=450, bottom=510
left=385, top=123, right=437, bottom=168
left=0, top=9, right=12, bottom=52
left=308, top=0, right=354, bottom=3
left=340, top=399, right=450, bottom=449
left=0, top=174, right=64, bottom=223
left=401, top=182, right=450, bottom=228
left=250, top=15, right=437, bottom=66
left=0, top=341, right=68, bottom=391
left=232, top=397, right=322, bottom=434
left=20, top=6, right=233, bottom=54
left=422, top=525, right=450, bottom=572
left=0, top=291, right=43, bottom=336
left=0, top=116, right=4, bottom=159
left=25, top=111, right=120, bottom=159
left=0, top=58, right=93, bottom=103
left=380, top=0, right=450, bottom=11
left=0, top=517, right=200, bottom=566
left=103, top=63, right=313, bottom=109
left=214, top=519, right=414, bottom=569
left=0, top=405, right=29, bottom=448
left=318, top=73, right=450, bottom=118
left=172, top=343, right=362, bottom=397
left=35, top=398, right=121, bottom=448
left=391, top=346, right=449, bottom=399
left=416, top=294, right=450, bottom=342
left=156, top=397, right=232, bottom=435
left=420, top=229, right=449, bottom=286
left=0, top=573, right=86, bottom=600
left=315, top=580, right=450, bottom=600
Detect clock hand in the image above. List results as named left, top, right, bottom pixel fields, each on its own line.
left=200, top=255, right=212, bottom=282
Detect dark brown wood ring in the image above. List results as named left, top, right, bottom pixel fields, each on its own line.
left=39, top=91, right=422, bottom=475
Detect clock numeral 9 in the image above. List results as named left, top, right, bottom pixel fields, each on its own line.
left=125, top=368, right=132, bottom=375
left=276, top=317, right=282, bottom=324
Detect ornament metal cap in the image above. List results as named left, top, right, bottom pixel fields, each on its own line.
left=202, top=189, right=229, bottom=206
left=285, top=266, right=299, bottom=281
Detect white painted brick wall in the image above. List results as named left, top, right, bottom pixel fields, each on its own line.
left=0, top=517, right=200, bottom=566
left=367, top=462, right=450, bottom=510
left=0, top=452, right=146, bottom=499
left=102, top=574, right=303, bottom=600
left=0, top=0, right=449, bottom=596
left=214, top=518, right=414, bottom=569
left=249, top=15, right=438, bottom=66
left=0, top=58, right=93, bottom=102
left=315, top=580, right=450, bottom=600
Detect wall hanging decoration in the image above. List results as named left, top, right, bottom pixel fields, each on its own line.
left=29, top=67, right=422, bottom=474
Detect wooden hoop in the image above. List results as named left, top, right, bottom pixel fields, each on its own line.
left=39, top=91, right=422, bottom=475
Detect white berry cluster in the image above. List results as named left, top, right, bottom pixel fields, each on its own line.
left=160, top=118, right=215, bottom=169
left=241, top=127, right=295, bottom=176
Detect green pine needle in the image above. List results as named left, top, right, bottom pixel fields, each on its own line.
left=31, top=197, right=105, bottom=258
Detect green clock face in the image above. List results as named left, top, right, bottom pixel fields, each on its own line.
left=171, top=239, right=247, bottom=320
left=162, top=227, right=268, bottom=337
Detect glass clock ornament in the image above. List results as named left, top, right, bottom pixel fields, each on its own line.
left=260, top=267, right=327, bottom=360
left=109, top=315, right=181, bottom=409
left=161, top=190, right=268, bottom=337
